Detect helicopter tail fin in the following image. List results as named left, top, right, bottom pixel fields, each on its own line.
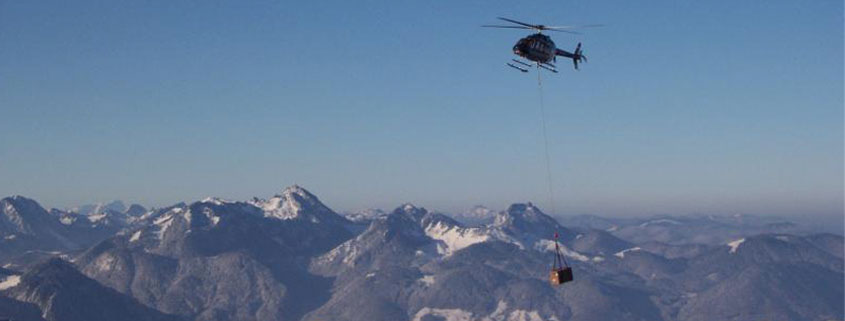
left=555, top=42, right=586, bottom=70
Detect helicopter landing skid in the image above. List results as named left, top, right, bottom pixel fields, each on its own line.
left=511, top=59, right=532, bottom=67
left=538, top=63, right=558, bottom=73
left=508, top=59, right=557, bottom=73
left=506, top=63, right=529, bottom=72
left=507, top=59, right=532, bottom=72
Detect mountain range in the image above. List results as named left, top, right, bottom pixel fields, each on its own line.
left=0, top=185, right=841, bottom=321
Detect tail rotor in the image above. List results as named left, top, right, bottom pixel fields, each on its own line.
left=572, top=42, right=586, bottom=70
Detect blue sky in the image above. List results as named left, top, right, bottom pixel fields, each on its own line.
left=0, top=0, right=842, bottom=217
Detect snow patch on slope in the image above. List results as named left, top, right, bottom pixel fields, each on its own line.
left=129, top=230, right=142, bottom=243
left=59, top=216, right=75, bottom=225
left=0, top=275, right=20, bottom=290
left=614, top=247, right=642, bottom=259
left=87, top=213, right=107, bottom=224
left=260, top=197, right=290, bottom=219
left=639, top=219, right=681, bottom=227
left=425, top=221, right=491, bottom=256
left=95, top=253, right=116, bottom=272
left=317, top=240, right=361, bottom=267
left=727, top=238, right=745, bottom=254
left=153, top=214, right=175, bottom=240
left=534, top=239, right=589, bottom=262
left=413, top=301, right=554, bottom=321
left=418, top=275, right=435, bottom=286
left=412, top=307, right=473, bottom=321
left=196, top=206, right=223, bottom=227
left=505, top=310, right=546, bottom=321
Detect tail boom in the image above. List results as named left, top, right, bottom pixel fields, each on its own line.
left=555, top=42, right=586, bottom=70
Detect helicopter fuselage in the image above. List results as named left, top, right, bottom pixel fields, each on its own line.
left=513, top=33, right=556, bottom=64
left=485, top=17, right=589, bottom=72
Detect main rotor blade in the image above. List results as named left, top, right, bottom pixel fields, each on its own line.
left=546, top=29, right=583, bottom=35
left=481, top=25, right=533, bottom=29
left=496, top=17, right=539, bottom=29
left=544, top=24, right=605, bottom=29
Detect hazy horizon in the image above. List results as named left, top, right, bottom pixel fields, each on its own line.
left=9, top=184, right=845, bottom=226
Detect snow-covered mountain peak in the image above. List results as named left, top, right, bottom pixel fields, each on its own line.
left=246, top=185, right=349, bottom=226
left=187, top=198, right=265, bottom=228
left=200, top=197, right=230, bottom=206
left=488, top=202, right=574, bottom=250
left=494, top=202, right=556, bottom=227
left=506, top=202, right=543, bottom=215
left=125, top=204, right=147, bottom=217
left=280, top=184, right=321, bottom=203
left=253, top=185, right=332, bottom=221
left=3, top=196, right=45, bottom=213
left=2, top=195, right=39, bottom=210
left=1, top=197, right=30, bottom=234
left=390, top=203, right=428, bottom=221
left=7, top=195, right=27, bottom=202
left=1, top=196, right=52, bottom=234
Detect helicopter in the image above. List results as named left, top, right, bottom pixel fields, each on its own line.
left=483, top=17, right=599, bottom=73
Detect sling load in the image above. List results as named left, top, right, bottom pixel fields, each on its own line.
left=549, top=232, right=573, bottom=285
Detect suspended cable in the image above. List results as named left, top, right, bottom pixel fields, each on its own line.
left=538, top=66, right=572, bottom=286
left=536, top=65, right=557, bottom=222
